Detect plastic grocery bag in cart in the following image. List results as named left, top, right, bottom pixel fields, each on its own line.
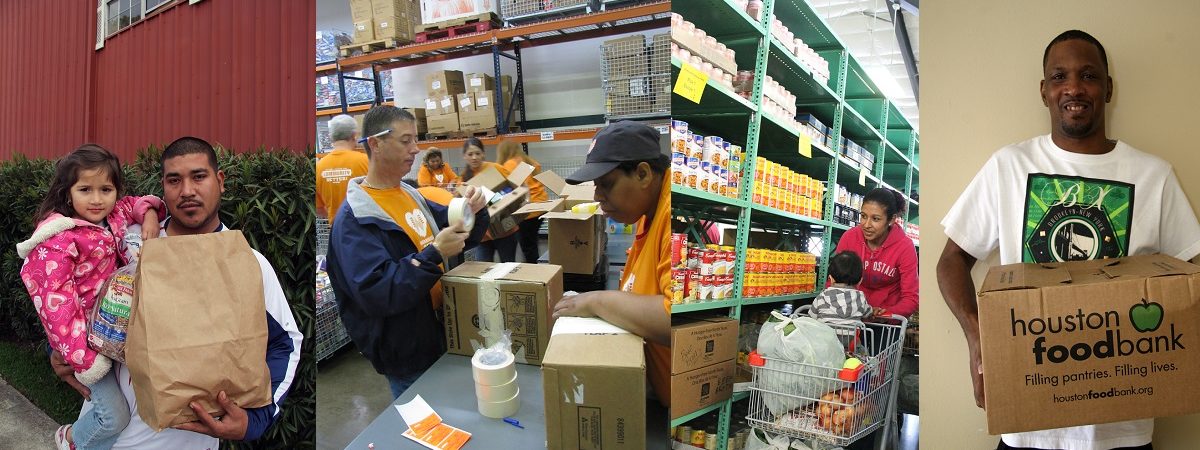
left=756, top=311, right=845, bottom=415
left=743, top=428, right=836, bottom=450
left=87, top=262, right=138, bottom=363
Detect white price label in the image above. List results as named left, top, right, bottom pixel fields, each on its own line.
left=540, top=132, right=555, bottom=141
left=655, top=125, right=669, bottom=135
left=432, top=81, right=442, bottom=90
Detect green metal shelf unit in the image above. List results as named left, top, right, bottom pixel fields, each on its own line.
left=668, top=0, right=919, bottom=447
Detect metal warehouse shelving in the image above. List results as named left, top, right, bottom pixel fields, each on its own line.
left=317, top=1, right=670, bottom=146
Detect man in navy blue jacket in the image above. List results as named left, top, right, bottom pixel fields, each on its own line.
left=327, top=106, right=489, bottom=398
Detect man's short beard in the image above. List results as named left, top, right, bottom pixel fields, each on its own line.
left=1061, top=120, right=1098, bottom=138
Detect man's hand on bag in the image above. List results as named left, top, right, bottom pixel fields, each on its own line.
left=50, top=351, right=90, bottom=400
left=173, top=391, right=248, bottom=440
left=141, top=209, right=161, bottom=241
left=458, top=185, right=488, bottom=213
left=432, top=223, right=469, bottom=260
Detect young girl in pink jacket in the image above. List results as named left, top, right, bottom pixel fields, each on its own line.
left=16, top=145, right=164, bottom=450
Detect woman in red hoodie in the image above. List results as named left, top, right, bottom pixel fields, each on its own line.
left=833, top=187, right=918, bottom=317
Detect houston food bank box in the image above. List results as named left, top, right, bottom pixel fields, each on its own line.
left=977, top=254, right=1200, bottom=433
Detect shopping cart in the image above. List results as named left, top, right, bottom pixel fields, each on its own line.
left=746, top=306, right=907, bottom=449
left=315, top=270, right=352, bottom=362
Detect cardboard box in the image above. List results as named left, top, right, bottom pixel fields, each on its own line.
left=352, top=20, right=375, bottom=42
left=533, top=171, right=596, bottom=209
left=442, top=262, right=563, bottom=365
left=670, top=358, right=735, bottom=420
left=464, top=163, right=533, bottom=193
left=402, top=107, right=427, bottom=133
left=466, top=164, right=534, bottom=236
left=436, top=95, right=457, bottom=115
left=426, top=112, right=459, bottom=134
left=350, top=0, right=374, bottom=23
left=457, top=93, right=476, bottom=112
left=543, top=318, right=646, bottom=449
left=486, top=186, right=529, bottom=237
left=372, top=0, right=418, bottom=19
left=459, top=109, right=497, bottom=131
left=374, top=15, right=415, bottom=41
left=671, top=316, right=738, bottom=375
left=474, top=90, right=499, bottom=111
left=426, top=70, right=466, bottom=98
left=603, top=35, right=647, bottom=59
left=977, top=254, right=1200, bottom=434
left=466, top=73, right=495, bottom=93
left=544, top=211, right=606, bottom=275
left=420, top=0, right=497, bottom=27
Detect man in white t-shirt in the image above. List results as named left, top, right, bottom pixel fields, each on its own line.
left=938, top=30, right=1200, bottom=450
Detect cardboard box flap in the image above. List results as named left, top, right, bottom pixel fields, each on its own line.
left=561, top=184, right=596, bottom=201
left=980, top=263, right=1072, bottom=293
left=464, top=166, right=507, bottom=190
left=542, top=211, right=597, bottom=221
left=1097, top=253, right=1200, bottom=279
left=534, top=170, right=568, bottom=196
left=513, top=198, right=564, bottom=216
left=507, top=162, right=534, bottom=186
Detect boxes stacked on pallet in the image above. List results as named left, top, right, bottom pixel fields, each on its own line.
left=349, top=0, right=419, bottom=44
left=602, top=33, right=670, bottom=119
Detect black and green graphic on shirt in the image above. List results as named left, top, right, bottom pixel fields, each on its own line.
left=1022, top=174, right=1133, bottom=263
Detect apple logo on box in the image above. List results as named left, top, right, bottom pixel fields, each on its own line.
left=1129, top=298, right=1164, bottom=333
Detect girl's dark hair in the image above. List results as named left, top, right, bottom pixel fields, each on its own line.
left=863, top=187, right=905, bottom=221
left=460, top=137, right=486, bottom=181
left=34, top=144, right=125, bottom=224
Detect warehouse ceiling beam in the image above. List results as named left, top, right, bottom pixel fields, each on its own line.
left=890, top=0, right=919, bottom=101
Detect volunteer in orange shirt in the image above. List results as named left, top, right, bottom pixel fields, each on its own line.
left=316, top=114, right=369, bottom=223
left=497, top=140, right=549, bottom=263
left=416, top=147, right=459, bottom=188
left=460, top=137, right=519, bottom=262
left=551, top=121, right=672, bottom=406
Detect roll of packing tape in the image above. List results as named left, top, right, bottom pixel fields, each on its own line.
left=448, top=197, right=474, bottom=231
left=471, top=349, right=516, bottom=386
left=474, top=371, right=518, bottom=402
left=477, top=387, right=520, bottom=418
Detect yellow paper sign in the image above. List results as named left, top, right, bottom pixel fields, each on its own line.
left=859, top=166, right=869, bottom=186
left=798, top=134, right=812, bottom=158
left=673, top=63, right=709, bottom=104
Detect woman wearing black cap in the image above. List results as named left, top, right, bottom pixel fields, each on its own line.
left=550, top=121, right=673, bottom=407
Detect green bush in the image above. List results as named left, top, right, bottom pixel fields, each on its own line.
left=0, top=147, right=315, bottom=449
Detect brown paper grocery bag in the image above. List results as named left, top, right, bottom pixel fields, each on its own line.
left=125, top=230, right=272, bottom=431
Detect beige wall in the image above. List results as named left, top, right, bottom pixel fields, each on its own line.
left=921, top=1, right=1200, bottom=448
